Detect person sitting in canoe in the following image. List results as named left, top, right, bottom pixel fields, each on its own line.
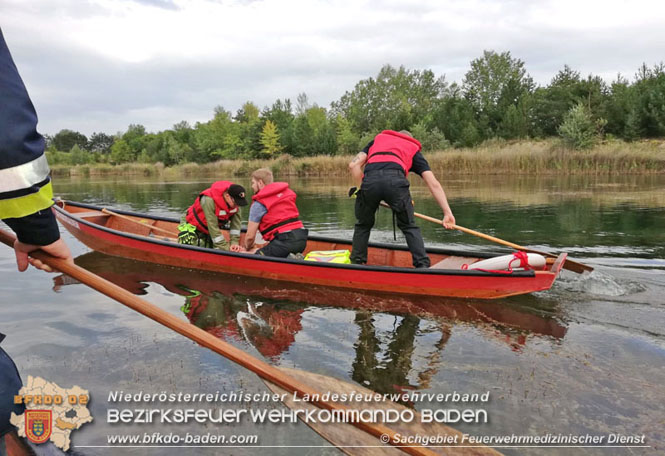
left=243, top=168, right=308, bottom=258
left=348, top=130, right=455, bottom=268
left=178, top=181, right=248, bottom=251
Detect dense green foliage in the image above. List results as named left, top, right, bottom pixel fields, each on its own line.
left=45, top=51, right=665, bottom=166
left=558, top=103, right=602, bottom=149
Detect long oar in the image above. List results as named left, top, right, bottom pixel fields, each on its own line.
left=377, top=201, right=593, bottom=274
left=1, top=228, right=499, bottom=456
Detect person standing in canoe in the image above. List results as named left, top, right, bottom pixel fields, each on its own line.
left=243, top=168, right=308, bottom=257
left=348, top=130, right=455, bottom=268
left=178, top=181, right=248, bottom=251
left=1, top=27, right=73, bottom=454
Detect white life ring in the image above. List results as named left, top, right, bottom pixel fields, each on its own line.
left=465, top=252, right=546, bottom=271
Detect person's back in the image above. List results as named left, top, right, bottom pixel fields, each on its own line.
left=348, top=130, right=455, bottom=268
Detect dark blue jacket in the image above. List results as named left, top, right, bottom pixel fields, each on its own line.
left=0, top=28, right=59, bottom=244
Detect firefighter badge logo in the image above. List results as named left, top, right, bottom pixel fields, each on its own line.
left=25, top=410, right=52, bottom=444
left=11, top=376, right=92, bottom=451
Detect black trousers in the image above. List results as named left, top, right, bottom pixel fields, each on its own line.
left=351, top=170, right=430, bottom=268
left=257, top=228, right=308, bottom=258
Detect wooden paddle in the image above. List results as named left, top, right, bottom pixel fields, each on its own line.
left=375, top=201, right=593, bottom=274
left=0, top=228, right=500, bottom=456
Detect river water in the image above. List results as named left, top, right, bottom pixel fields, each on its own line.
left=1, top=174, right=664, bottom=455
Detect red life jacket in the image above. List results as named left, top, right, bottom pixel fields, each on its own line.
left=366, top=130, right=422, bottom=174
left=252, top=182, right=303, bottom=241
left=185, top=181, right=238, bottom=234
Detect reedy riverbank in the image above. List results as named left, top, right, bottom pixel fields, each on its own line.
left=50, top=139, right=665, bottom=178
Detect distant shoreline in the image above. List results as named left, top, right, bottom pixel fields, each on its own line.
left=50, top=139, right=665, bottom=178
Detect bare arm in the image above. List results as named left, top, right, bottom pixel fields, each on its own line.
left=243, top=202, right=267, bottom=252
left=421, top=170, right=456, bottom=229
left=348, top=152, right=367, bottom=187
left=244, top=221, right=259, bottom=251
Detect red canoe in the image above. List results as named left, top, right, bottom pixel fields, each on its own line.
left=53, top=200, right=567, bottom=299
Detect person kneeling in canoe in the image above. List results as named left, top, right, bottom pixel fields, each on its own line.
left=243, top=168, right=308, bottom=257
left=178, top=181, right=248, bottom=251
left=349, top=130, right=455, bottom=268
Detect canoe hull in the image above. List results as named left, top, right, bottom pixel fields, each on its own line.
left=54, top=201, right=564, bottom=299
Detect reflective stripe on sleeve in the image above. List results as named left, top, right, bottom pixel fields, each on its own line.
left=213, top=235, right=225, bottom=243
left=0, top=181, right=54, bottom=219
left=230, top=229, right=240, bottom=236
left=0, top=154, right=51, bottom=193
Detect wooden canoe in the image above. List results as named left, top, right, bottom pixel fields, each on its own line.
left=53, top=200, right=567, bottom=300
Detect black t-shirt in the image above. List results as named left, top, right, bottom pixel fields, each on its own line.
left=362, top=139, right=431, bottom=176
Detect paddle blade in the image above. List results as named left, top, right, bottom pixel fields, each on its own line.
left=265, top=367, right=502, bottom=456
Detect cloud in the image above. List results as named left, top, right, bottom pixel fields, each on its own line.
left=1, top=0, right=664, bottom=135
left=133, top=0, right=180, bottom=10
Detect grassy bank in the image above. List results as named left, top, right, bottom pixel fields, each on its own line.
left=50, top=138, right=665, bottom=178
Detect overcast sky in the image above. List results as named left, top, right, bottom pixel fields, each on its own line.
left=2, top=0, right=664, bottom=136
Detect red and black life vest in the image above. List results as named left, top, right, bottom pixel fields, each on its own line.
left=186, top=181, right=238, bottom=234
left=252, top=182, right=303, bottom=241
left=366, top=130, right=422, bottom=174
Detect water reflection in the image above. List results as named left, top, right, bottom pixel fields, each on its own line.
left=351, top=312, right=450, bottom=396
left=54, top=252, right=567, bottom=397
left=179, top=288, right=304, bottom=360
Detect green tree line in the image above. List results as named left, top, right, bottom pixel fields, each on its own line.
left=45, top=50, right=665, bottom=167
